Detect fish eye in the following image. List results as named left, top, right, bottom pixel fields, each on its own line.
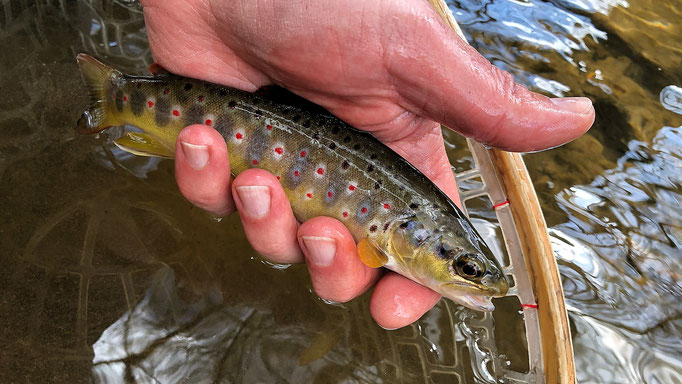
left=454, top=253, right=485, bottom=280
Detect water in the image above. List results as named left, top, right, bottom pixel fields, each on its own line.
left=0, top=0, right=680, bottom=383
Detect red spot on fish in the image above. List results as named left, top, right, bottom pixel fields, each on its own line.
left=274, top=147, right=283, bottom=154
left=383, top=203, right=391, bottom=209
left=317, top=168, right=324, bottom=175
left=361, top=207, right=368, bottom=214
left=205, top=119, right=212, bottom=126
left=172, top=110, right=180, bottom=116
left=342, top=211, right=349, bottom=217
left=252, top=159, right=259, bottom=165
left=267, top=125, right=272, bottom=130
left=300, top=151, right=307, bottom=158
left=294, top=170, right=300, bottom=177
left=276, top=176, right=281, bottom=180
left=198, top=95, right=204, bottom=102
left=328, top=191, right=333, bottom=198
left=306, top=193, right=313, bottom=198
left=348, top=185, right=356, bottom=191
left=235, top=133, right=243, bottom=140
left=148, top=101, right=154, bottom=108
left=163, top=89, right=170, bottom=95
left=123, top=96, right=127, bottom=102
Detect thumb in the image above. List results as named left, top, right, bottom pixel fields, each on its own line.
left=387, top=13, right=594, bottom=152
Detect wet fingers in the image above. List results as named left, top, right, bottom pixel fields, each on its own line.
left=298, top=217, right=382, bottom=302
left=370, top=272, right=442, bottom=330
left=232, top=169, right=303, bottom=264
left=175, top=125, right=234, bottom=216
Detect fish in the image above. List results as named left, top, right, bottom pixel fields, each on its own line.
left=75, top=53, right=508, bottom=311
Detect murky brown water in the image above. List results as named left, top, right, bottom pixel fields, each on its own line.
left=0, top=0, right=680, bottom=383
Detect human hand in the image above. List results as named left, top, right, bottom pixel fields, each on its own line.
left=141, top=0, right=594, bottom=329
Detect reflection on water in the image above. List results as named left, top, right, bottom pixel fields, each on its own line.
left=661, top=85, right=682, bottom=115
left=0, top=0, right=680, bottom=383
left=551, top=126, right=682, bottom=383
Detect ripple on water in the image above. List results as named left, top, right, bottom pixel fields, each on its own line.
left=551, top=126, right=682, bottom=383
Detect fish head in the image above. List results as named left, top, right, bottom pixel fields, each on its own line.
left=387, top=215, right=508, bottom=311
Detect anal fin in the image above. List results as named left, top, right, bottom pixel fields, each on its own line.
left=358, top=238, right=388, bottom=268
left=114, top=132, right=174, bottom=158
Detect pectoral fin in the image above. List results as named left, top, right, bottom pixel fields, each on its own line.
left=114, top=132, right=174, bottom=158
left=358, top=238, right=388, bottom=268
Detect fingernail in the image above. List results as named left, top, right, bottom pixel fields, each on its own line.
left=550, top=97, right=593, bottom=115
left=378, top=324, right=398, bottom=331
left=181, top=142, right=209, bottom=170
left=235, top=186, right=271, bottom=219
left=302, top=236, right=336, bottom=267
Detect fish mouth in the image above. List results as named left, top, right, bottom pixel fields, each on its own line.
left=442, top=290, right=495, bottom=311
left=452, top=295, right=495, bottom=312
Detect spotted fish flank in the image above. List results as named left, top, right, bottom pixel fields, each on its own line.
left=75, top=54, right=509, bottom=311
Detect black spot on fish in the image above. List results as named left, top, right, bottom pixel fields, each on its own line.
left=184, top=83, right=193, bottom=91
left=313, top=132, right=320, bottom=140
left=303, top=120, right=311, bottom=128
left=136, top=83, right=141, bottom=88
left=374, top=182, right=381, bottom=190
left=228, top=100, right=237, bottom=108
left=409, top=203, right=419, bottom=209
left=367, top=165, right=374, bottom=172
left=130, top=89, right=145, bottom=116
left=383, top=222, right=390, bottom=231
left=399, top=222, right=409, bottom=229
left=215, top=114, right=235, bottom=137
left=331, top=126, right=340, bottom=134
left=155, top=97, right=170, bottom=126
left=353, top=144, right=361, bottom=150
left=370, top=225, right=377, bottom=232
left=184, top=104, right=204, bottom=126
left=370, top=154, right=377, bottom=160
left=343, top=136, right=351, bottom=143
left=329, top=142, right=336, bottom=150
left=115, top=91, right=124, bottom=112
left=342, top=160, right=350, bottom=170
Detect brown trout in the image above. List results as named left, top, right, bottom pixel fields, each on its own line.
left=76, top=54, right=508, bottom=310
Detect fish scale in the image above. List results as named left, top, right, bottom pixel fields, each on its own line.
left=76, top=54, right=508, bottom=311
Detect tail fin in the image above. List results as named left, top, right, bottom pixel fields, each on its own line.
left=76, top=54, right=121, bottom=134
